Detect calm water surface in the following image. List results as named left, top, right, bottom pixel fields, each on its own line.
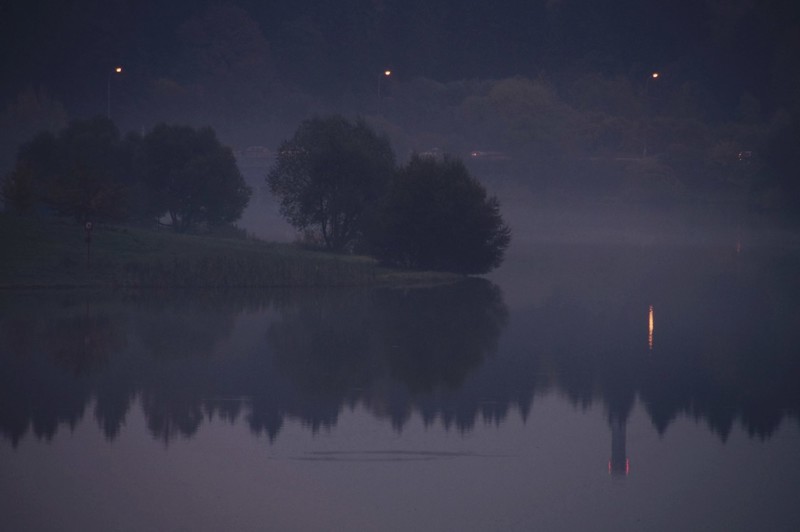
left=2, top=229, right=800, bottom=531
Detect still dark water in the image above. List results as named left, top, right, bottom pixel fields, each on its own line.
left=2, top=226, right=800, bottom=531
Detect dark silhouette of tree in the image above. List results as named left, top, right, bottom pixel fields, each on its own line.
left=2, top=117, right=135, bottom=222
left=140, top=123, right=251, bottom=232
left=1, top=130, right=61, bottom=215
left=267, top=115, right=395, bottom=251
left=368, top=154, right=511, bottom=274
left=0, top=86, right=67, bottom=176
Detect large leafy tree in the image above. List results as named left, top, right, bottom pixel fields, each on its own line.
left=140, top=124, right=251, bottom=232
left=2, top=117, right=135, bottom=222
left=368, top=154, right=511, bottom=274
left=267, top=115, right=395, bottom=251
left=1, top=131, right=58, bottom=214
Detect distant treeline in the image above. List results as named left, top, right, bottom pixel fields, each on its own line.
left=3, top=2, right=799, bottom=216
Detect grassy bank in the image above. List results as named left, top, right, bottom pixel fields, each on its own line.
left=0, top=214, right=459, bottom=288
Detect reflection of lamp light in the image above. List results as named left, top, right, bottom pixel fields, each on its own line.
left=648, top=305, right=654, bottom=350
left=608, top=459, right=630, bottom=475
left=609, top=417, right=630, bottom=476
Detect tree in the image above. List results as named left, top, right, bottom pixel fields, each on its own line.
left=368, top=154, right=511, bottom=274
left=0, top=86, right=67, bottom=175
left=2, top=117, right=135, bottom=222
left=140, top=124, right=251, bottom=232
left=1, top=131, right=58, bottom=214
left=267, top=115, right=395, bottom=251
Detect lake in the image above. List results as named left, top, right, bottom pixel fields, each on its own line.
left=2, top=208, right=800, bottom=531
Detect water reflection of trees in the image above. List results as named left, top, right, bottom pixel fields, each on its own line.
left=265, top=279, right=509, bottom=432
left=1, top=245, right=799, bottom=447
left=513, top=242, right=800, bottom=442
left=0, top=292, right=124, bottom=445
left=48, top=305, right=127, bottom=375
left=268, top=279, right=507, bottom=394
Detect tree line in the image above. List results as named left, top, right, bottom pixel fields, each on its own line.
left=2, top=117, right=251, bottom=233
left=3, top=1, right=799, bottom=214
left=4, top=1, right=798, bottom=117
left=268, top=115, right=511, bottom=274
left=3, top=114, right=511, bottom=275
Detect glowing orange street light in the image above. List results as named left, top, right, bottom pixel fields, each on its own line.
left=651, top=72, right=660, bottom=79
left=107, top=66, right=123, bottom=119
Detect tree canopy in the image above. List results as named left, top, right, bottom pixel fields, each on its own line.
left=141, top=124, right=251, bottom=232
left=367, top=154, right=511, bottom=274
left=267, top=115, right=395, bottom=251
left=267, top=116, right=511, bottom=273
left=2, top=117, right=135, bottom=222
left=2, top=119, right=251, bottom=232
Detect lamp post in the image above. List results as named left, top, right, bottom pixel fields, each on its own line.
left=107, top=66, right=123, bottom=119
left=378, top=70, right=391, bottom=116
left=85, top=221, right=93, bottom=268
left=642, top=71, right=660, bottom=158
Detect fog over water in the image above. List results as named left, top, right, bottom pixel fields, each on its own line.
left=3, top=182, right=800, bottom=530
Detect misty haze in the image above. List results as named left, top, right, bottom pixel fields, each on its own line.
left=2, top=1, right=800, bottom=531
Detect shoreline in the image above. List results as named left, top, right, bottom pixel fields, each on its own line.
left=0, top=214, right=463, bottom=289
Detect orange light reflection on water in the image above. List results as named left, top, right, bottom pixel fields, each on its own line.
left=648, top=305, right=654, bottom=350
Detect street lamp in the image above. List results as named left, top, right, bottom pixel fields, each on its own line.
left=378, top=69, right=392, bottom=116
left=107, top=66, right=123, bottom=119
left=642, top=71, right=660, bottom=157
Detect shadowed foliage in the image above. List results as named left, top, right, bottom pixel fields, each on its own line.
left=267, top=115, right=395, bottom=251
left=140, top=124, right=252, bottom=232
left=2, top=117, right=136, bottom=223
left=367, top=154, right=511, bottom=274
